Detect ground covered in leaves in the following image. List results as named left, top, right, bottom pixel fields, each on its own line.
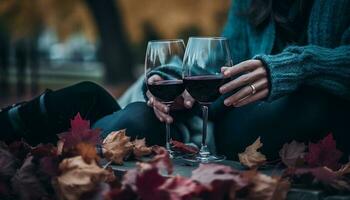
left=0, top=113, right=349, bottom=200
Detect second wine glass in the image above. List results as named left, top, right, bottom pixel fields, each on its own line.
left=183, top=37, right=231, bottom=163
left=145, top=39, right=186, bottom=158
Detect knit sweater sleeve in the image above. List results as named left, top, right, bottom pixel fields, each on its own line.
left=254, top=45, right=350, bottom=102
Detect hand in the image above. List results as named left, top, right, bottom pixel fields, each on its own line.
left=219, top=60, right=269, bottom=107
left=146, top=75, right=195, bottom=123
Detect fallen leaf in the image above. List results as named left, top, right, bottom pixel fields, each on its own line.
left=304, top=133, right=343, bottom=170
left=171, top=140, right=199, bottom=154
left=11, top=156, right=49, bottom=200
left=8, top=140, right=31, bottom=162
left=238, top=137, right=266, bottom=169
left=0, top=143, right=17, bottom=199
left=336, top=162, right=350, bottom=176
left=241, top=170, right=290, bottom=200
left=279, top=140, right=306, bottom=167
left=149, top=146, right=173, bottom=174
left=76, top=142, right=100, bottom=163
left=288, top=167, right=337, bottom=183
left=191, top=164, right=248, bottom=200
left=0, top=143, right=17, bottom=179
left=58, top=113, right=101, bottom=150
left=56, top=156, right=115, bottom=200
left=102, top=130, right=133, bottom=164
left=158, top=176, right=203, bottom=200
left=106, top=187, right=137, bottom=200
left=135, top=164, right=167, bottom=200
left=31, top=143, right=57, bottom=158
left=133, top=138, right=152, bottom=158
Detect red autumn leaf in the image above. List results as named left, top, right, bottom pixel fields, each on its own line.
left=158, top=176, right=203, bottom=200
left=149, top=146, right=173, bottom=174
left=31, top=143, right=57, bottom=158
left=58, top=113, right=101, bottom=149
left=39, top=156, right=59, bottom=177
left=70, top=112, right=90, bottom=132
left=304, top=133, right=343, bottom=170
left=285, top=167, right=338, bottom=184
left=106, top=187, right=137, bottom=200
left=279, top=140, right=306, bottom=167
left=136, top=166, right=167, bottom=200
left=171, top=140, right=199, bottom=154
left=191, top=164, right=249, bottom=200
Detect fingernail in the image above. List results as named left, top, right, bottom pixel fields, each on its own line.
left=186, top=101, right=192, bottom=107
left=166, top=117, right=173, bottom=123
left=164, top=107, right=169, bottom=112
left=219, top=87, right=225, bottom=93
left=224, top=100, right=230, bottom=106
left=149, top=97, right=154, bottom=103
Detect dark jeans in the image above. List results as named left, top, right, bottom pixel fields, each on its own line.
left=0, top=81, right=120, bottom=144
left=0, top=81, right=177, bottom=146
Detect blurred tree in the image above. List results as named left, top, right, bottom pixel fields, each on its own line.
left=0, top=0, right=134, bottom=84
left=85, top=0, right=134, bottom=83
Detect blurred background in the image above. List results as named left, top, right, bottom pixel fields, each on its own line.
left=0, top=0, right=230, bottom=107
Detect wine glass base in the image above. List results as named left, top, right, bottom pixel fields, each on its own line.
left=181, top=154, right=226, bottom=163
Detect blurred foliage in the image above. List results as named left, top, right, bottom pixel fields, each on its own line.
left=0, top=0, right=230, bottom=43
left=0, top=0, right=97, bottom=41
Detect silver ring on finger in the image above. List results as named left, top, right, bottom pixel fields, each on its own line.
left=249, top=84, right=256, bottom=95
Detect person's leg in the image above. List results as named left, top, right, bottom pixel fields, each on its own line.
left=93, top=102, right=184, bottom=146
left=214, top=86, right=350, bottom=160
left=0, top=81, right=120, bottom=144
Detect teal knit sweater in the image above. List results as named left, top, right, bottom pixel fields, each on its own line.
left=143, top=0, right=350, bottom=103
left=226, top=0, right=350, bottom=101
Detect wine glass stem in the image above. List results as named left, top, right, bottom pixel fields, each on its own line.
left=200, top=105, right=210, bottom=157
left=165, top=104, right=173, bottom=157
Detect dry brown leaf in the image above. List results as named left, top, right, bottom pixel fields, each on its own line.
left=57, top=140, right=64, bottom=156
left=336, top=162, right=350, bottom=176
left=279, top=140, right=306, bottom=167
left=56, top=156, right=114, bottom=200
left=238, top=137, right=266, bottom=168
left=242, top=170, right=290, bottom=200
left=102, top=129, right=133, bottom=165
left=133, top=138, right=152, bottom=158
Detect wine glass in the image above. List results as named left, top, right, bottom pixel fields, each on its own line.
left=182, top=37, right=231, bottom=163
left=145, top=39, right=186, bottom=158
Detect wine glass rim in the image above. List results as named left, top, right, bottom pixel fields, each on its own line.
left=188, top=36, right=227, bottom=40
left=148, top=39, right=184, bottom=43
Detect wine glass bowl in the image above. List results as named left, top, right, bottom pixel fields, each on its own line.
left=182, top=37, right=231, bottom=162
left=145, top=39, right=186, bottom=158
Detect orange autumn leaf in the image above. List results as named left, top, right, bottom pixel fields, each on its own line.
left=102, top=129, right=133, bottom=165
left=238, top=137, right=266, bottom=169
left=133, top=138, right=152, bottom=158
left=76, top=142, right=99, bottom=163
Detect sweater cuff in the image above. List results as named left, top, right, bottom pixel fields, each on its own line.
left=254, top=52, right=306, bottom=102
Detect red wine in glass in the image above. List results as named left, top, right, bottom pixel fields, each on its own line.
left=183, top=75, right=230, bottom=104
left=147, top=80, right=185, bottom=103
